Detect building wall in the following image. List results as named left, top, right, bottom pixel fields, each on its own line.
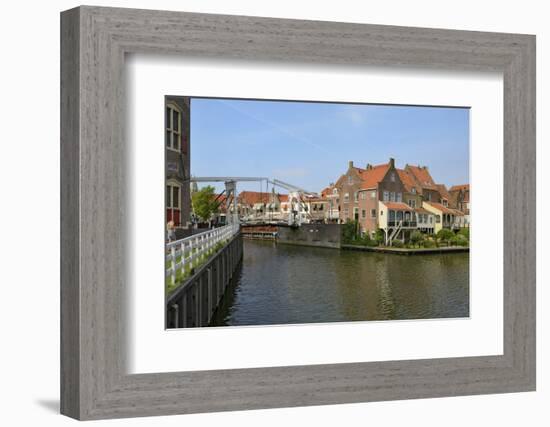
left=358, top=189, right=378, bottom=234
left=335, top=162, right=363, bottom=222
left=165, top=96, right=191, bottom=233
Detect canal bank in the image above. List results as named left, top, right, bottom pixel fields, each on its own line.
left=342, top=244, right=469, bottom=255
left=210, top=239, right=470, bottom=327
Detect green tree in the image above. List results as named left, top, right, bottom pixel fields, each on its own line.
left=436, top=228, right=454, bottom=246
left=191, top=186, right=219, bottom=222
left=458, top=227, right=470, bottom=240
left=410, top=230, right=424, bottom=248
left=342, top=219, right=359, bottom=243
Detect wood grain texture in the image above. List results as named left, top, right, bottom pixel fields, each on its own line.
left=60, top=6, right=536, bottom=420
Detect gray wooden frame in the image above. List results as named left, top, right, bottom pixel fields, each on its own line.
left=60, top=6, right=536, bottom=420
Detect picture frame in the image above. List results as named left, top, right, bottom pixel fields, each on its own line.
left=60, top=5, right=536, bottom=420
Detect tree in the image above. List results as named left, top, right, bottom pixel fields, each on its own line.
left=191, top=186, right=219, bottom=222
left=410, top=230, right=424, bottom=248
left=436, top=228, right=454, bottom=246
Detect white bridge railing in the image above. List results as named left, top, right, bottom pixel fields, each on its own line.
left=166, top=223, right=240, bottom=287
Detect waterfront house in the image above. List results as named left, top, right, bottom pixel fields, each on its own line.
left=415, top=207, right=435, bottom=234
left=320, top=184, right=340, bottom=223
left=377, top=201, right=418, bottom=244
left=165, top=96, right=191, bottom=238
left=332, top=157, right=462, bottom=243
left=449, top=184, right=470, bottom=226
left=422, top=201, right=459, bottom=233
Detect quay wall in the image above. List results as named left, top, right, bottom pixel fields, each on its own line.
left=166, top=232, right=243, bottom=328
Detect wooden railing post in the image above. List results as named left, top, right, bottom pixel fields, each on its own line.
left=171, top=245, right=176, bottom=286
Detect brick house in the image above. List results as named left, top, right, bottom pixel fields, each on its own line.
left=165, top=96, right=191, bottom=238
left=449, top=184, right=470, bottom=227
left=332, top=158, right=461, bottom=242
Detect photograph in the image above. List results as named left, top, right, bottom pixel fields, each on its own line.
left=165, top=96, right=471, bottom=328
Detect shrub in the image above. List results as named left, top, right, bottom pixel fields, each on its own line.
left=342, top=220, right=359, bottom=243
left=436, top=229, right=454, bottom=246
left=422, top=239, right=436, bottom=248
left=374, top=228, right=385, bottom=245
left=391, top=240, right=404, bottom=248
left=458, top=227, right=470, bottom=240
left=409, top=230, right=424, bottom=247
left=455, top=234, right=469, bottom=247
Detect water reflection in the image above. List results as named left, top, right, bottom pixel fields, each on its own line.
left=212, top=240, right=469, bottom=327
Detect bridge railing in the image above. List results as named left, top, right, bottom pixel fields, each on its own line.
left=166, top=223, right=240, bottom=289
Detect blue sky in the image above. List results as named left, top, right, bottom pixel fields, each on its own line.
left=189, top=98, right=469, bottom=194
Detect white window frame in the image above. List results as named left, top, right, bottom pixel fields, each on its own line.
left=166, top=180, right=181, bottom=209
left=166, top=102, right=182, bottom=152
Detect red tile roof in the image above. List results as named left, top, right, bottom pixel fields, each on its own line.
left=381, top=202, right=414, bottom=211
left=359, top=163, right=390, bottom=190
left=406, top=165, right=438, bottom=190
left=424, top=202, right=456, bottom=215
left=397, top=169, right=422, bottom=193
left=436, top=184, right=451, bottom=201
left=238, top=191, right=288, bottom=206
left=449, top=184, right=470, bottom=192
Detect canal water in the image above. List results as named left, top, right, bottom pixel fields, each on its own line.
left=211, top=239, right=469, bottom=327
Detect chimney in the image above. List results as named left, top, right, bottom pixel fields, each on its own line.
left=348, top=160, right=354, bottom=168
left=329, top=182, right=334, bottom=186
left=366, top=163, right=372, bottom=170
left=389, top=158, right=395, bottom=168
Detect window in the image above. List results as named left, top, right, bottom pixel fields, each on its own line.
left=344, top=208, right=349, bottom=218
left=361, top=192, right=366, bottom=200
left=166, top=103, right=181, bottom=152
left=344, top=193, right=349, bottom=203
left=429, top=215, right=433, bottom=223
left=348, top=175, right=353, bottom=184
left=319, top=204, right=324, bottom=211
left=166, top=182, right=182, bottom=226
left=354, top=192, right=359, bottom=202
left=354, top=207, right=359, bottom=220
left=408, top=199, right=416, bottom=208
left=435, top=215, right=441, bottom=223
left=371, top=191, right=376, bottom=199
left=333, top=188, right=338, bottom=194
left=426, top=193, right=432, bottom=201
left=442, top=199, right=448, bottom=207
left=383, top=191, right=389, bottom=201
left=396, top=192, right=402, bottom=203
left=412, top=188, right=416, bottom=194
left=390, top=172, right=396, bottom=182
left=371, top=209, right=377, bottom=218
left=361, top=209, right=366, bottom=219
left=166, top=183, right=181, bottom=209
left=390, top=192, right=396, bottom=202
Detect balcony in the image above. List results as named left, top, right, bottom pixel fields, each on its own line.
left=388, top=220, right=417, bottom=228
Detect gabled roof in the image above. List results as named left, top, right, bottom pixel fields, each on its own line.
left=415, top=207, right=432, bottom=215
left=397, top=169, right=422, bottom=193
left=424, top=202, right=456, bottom=215
left=449, top=184, right=470, bottom=192
left=359, top=163, right=390, bottom=190
left=436, top=184, right=451, bottom=201
left=406, top=165, right=438, bottom=190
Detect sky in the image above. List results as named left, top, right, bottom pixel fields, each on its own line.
left=188, top=97, right=469, bottom=194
